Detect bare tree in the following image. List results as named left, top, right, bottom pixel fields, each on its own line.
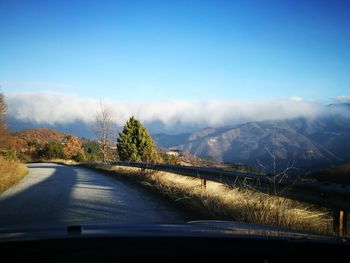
left=92, top=102, right=115, bottom=162
left=253, top=127, right=299, bottom=194
left=262, top=145, right=298, bottom=195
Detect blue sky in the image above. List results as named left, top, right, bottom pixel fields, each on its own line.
left=1, top=0, right=349, bottom=102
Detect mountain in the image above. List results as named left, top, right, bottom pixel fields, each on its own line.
left=8, top=128, right=73, bottom=152
left=8, top=119, right=95, bottom=140
left=13, top=128, right=70, bottom=145
left=153, top=105, right=350, bottom=171
left=7, top=119, right=201, bottom=140
left=153, top=133, right=191, bottom=148
left=8, top=103, right=350, bottom=171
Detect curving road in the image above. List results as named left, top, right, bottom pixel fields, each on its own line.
left=0, top=163, right=192, bottom=228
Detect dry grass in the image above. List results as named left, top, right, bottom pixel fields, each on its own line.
left=94, top=164, right=333, bottom=235
left=45, top=158, right=81, bottom=165
left=27, top=158, right=81, bottom=165
left=0, top=157, right=28, bottom=193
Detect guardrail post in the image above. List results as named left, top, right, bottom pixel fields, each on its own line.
left=333, top=210, right=349, bottom=236
left=333, top=210, right=340, bottom=235
left=340, top=211, right=348, bottom=237
left=201, top=179, right=207, bottom=190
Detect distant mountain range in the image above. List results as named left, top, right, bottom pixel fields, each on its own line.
left=8, top=103, right=350, bottom=171
left=154, top=104, right=350, bottom=171
left=7, top=119, right=200, bottom=140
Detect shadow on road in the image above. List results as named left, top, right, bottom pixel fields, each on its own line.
left=0, top=164, right=78, bottom=228
left=0, top=163, right=195, bottom=229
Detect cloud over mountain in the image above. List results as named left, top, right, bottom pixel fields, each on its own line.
left=6, top=92, right=330, bottom=133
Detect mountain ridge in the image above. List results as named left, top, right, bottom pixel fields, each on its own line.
left=153, top=112, right=350, bottom=171
left=8, top=103, right=350, bottom=171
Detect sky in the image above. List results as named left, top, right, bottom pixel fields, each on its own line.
left=0, top=0, right=350, bottom=132
left=1, top=0, right=350, bottom=101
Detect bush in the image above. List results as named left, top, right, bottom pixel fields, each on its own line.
left=83, top=141, right=103, bottom=162
left=4, top=148, right=17, bottom=160
left=17, top=152, right=33, bottom=163
left=72, top=151, right=86, bottom=162
left=41, top=142, right=66, bottom=159
left=63, top=136, right=86, bottom=161
left=161, top=153, right=180, bottom=165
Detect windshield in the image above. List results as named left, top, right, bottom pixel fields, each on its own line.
left=0, top=0, right=349, bottom=239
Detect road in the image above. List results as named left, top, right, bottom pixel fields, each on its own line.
left=0, top=163, right=192, bottom=228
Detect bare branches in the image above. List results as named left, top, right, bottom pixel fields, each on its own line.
left=264, top=145, right=276, bottom=176
left=257, top=144, right=299, bottom=195
left=91, top=101, right=116, bottom=162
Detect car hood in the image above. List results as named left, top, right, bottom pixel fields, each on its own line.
left=0, top=220, right=347, bottom=244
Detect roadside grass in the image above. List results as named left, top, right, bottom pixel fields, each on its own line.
left=91, top=163, right=333, bottom=235
left=0, top=157, right=28, bottom=193
left=42, top=158, right=80, bottom=166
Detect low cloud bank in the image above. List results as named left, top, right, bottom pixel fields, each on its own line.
left=335, top=96, right=350, bottom=103
left=5, top=92, right=336, bottom=133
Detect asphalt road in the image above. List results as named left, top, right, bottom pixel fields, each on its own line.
left=0, top=163, right=192, bottom=228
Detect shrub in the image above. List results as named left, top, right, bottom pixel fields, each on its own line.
left=4, top=148, right=17, bottom=160
left=41, top=142, right=66, bottom=159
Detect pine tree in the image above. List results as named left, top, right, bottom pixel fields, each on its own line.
left=117, top=116, right=160, bottom=163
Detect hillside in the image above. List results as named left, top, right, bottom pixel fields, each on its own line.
left=8, top=119, right=96, bottom=139
left=2, top=127, right=105, bottom=163
left=13, top=128, right=69, bottom=145
left=154, top=107, right=350, bottom=171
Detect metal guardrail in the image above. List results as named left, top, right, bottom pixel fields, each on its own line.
left=111, top=161, right=350, bottom=236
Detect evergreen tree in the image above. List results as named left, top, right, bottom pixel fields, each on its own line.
left=117, top=116, right=160, bottom=163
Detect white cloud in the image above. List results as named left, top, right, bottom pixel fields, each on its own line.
left=6, top=92, right=328, bottom=131
left=288, top=96, right=304, bottom=101
left=334, top=96, right=350, bottom=103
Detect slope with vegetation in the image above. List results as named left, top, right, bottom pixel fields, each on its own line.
left=13, top=128, right=69, bottom=145
left=0, top=92, right=28, bottom=193
left=154, top=108, right=350, bottom=172
left=8, top=128, right=89, bottom=162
